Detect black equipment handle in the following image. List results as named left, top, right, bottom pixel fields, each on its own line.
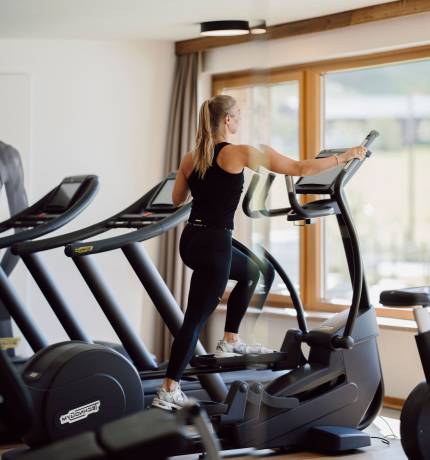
left=362, top=129, right=380, bottom=148
left=242, top=174, right=268, bottom=218
left=242, top=173, right=291, bottom=218
left=243, top=131, right=380, bottom=221
left=285, top=176, right=336, bottom=219
left=0, top=176, right=99, bottom=249
left=340, top=129, right=380, bottom=174
left=12, top=183, right=161, bottom=255
left=65, top=204, right=192, bottom=257
left=285, top=130, right=380, bottom=220
left=13, top=225, right=106, bottom=256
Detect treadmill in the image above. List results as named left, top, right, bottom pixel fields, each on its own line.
left=0, top=175, right=99, bottom=362
left=13, top=173, right=286, bottom=405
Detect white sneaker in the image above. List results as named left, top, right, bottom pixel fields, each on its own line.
left=215, top=339, right=274, bottom=357
left=151, top=384, right=188, bottom=411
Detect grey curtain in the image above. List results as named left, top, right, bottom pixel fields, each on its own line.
left=155, top=52, right=200, bottom=361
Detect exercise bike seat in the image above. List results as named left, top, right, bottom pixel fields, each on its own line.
left=380, top=287, right=430, bottom=307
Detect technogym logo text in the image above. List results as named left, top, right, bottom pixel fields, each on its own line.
left=60, top=400, right=101, bottom=425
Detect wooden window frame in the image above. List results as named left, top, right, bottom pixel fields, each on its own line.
left=213, top=43, right=430, bottom=321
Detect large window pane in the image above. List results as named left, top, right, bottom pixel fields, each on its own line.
left=220, top=81, right=301, bottom=294
left=323, top=60, right=430, bottom=304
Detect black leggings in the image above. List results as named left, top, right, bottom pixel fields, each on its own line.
left=166, top=224, right=271, bottom=382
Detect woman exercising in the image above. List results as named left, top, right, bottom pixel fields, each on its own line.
left=152, top=94, right=366, bottom=411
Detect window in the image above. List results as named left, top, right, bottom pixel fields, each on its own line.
left=323, top=60, right=430, bottom=306
left=216, top=76, right=301, bottom=297
left=214, top=46, right=430, bottom=319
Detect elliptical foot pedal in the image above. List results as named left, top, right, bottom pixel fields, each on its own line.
left=308, top=426, right=370, bottom=452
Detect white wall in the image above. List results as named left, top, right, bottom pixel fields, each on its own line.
left=203, top=12, right=430, bottom=401
left=0, top=39, right=174, bottom=355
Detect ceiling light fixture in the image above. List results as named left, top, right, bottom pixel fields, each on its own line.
left=200, top=20, right=250, bottom=37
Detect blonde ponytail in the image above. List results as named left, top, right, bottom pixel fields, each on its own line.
left=193, top=95, right=236, bottom=178
left=193, top=100, right=214, bottom=178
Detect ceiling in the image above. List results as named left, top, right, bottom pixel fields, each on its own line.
left=0, top=0, right=398, bottom=41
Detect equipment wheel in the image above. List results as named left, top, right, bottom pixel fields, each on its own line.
left=400, top=381, right=430, bottom=460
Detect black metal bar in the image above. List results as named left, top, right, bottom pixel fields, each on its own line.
left=260, top=247, right=308, bottom=334
left=13, top=227, right=106, bottom=256
left=65, top=204, right=192, bottom=257
left=335, top=213, right=356, bottom=290
left=242, top=173, right=267, bottom=218
left=72, top=255, right=157, bottom=371
left=21, top=253, right=93, bottom=343
left=0, top=266, right=48, bottom=352
left=122, top=242, right=228, bottom=403
left=242, top=173, right=290, bottom=218
left=336, top=212, right=371, bottom=313
left=334, top=186, right=364, bottom=340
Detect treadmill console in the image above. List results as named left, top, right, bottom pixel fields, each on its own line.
left=44, top=179, right=85, bottom=213
left=146, top=177, right=176, bottom=211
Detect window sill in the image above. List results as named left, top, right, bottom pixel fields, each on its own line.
left=216, top=303, right=417, bottom=332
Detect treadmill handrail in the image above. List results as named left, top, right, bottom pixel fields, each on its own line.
left=65, top=203, right=192, bottom=257
left=12, top=183, right=161, bottom=255
left=0, top=176, right=99, bottom=249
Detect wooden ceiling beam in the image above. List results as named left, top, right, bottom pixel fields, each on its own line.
left=175, top=0, right=430, bottom=55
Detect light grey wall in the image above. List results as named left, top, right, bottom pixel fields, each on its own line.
left=0, top=39, right=175, bottom=355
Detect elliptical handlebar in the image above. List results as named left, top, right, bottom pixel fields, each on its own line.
left=242, top=174, right=269, bottom=218
left=242, top=173, right=291, bottom=218
left=362, top=129, right=380, bottom=148
left=243, top=131, right=379, bottom=222
left=285, top=176, right=336, bottom=219
left=285, top=130, right=379, bottom=221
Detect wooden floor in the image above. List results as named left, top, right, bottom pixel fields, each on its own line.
left=0, top=411, right=406, bottom=459
left=173, top=439, right=405, bottom=460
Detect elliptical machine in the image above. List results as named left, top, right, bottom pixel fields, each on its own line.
left=59, top=130, right=383, bottom=453
left=380, top=287, right=430, bottom=460
left=185, top=130, right=384, bottom=451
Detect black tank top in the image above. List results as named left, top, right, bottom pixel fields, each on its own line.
left=188, top=142, right=244, bottom=230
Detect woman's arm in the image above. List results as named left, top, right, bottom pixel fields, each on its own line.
left=235, top=144, right=366, bottom=176
left=172, top=153, right=193, bottom=206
